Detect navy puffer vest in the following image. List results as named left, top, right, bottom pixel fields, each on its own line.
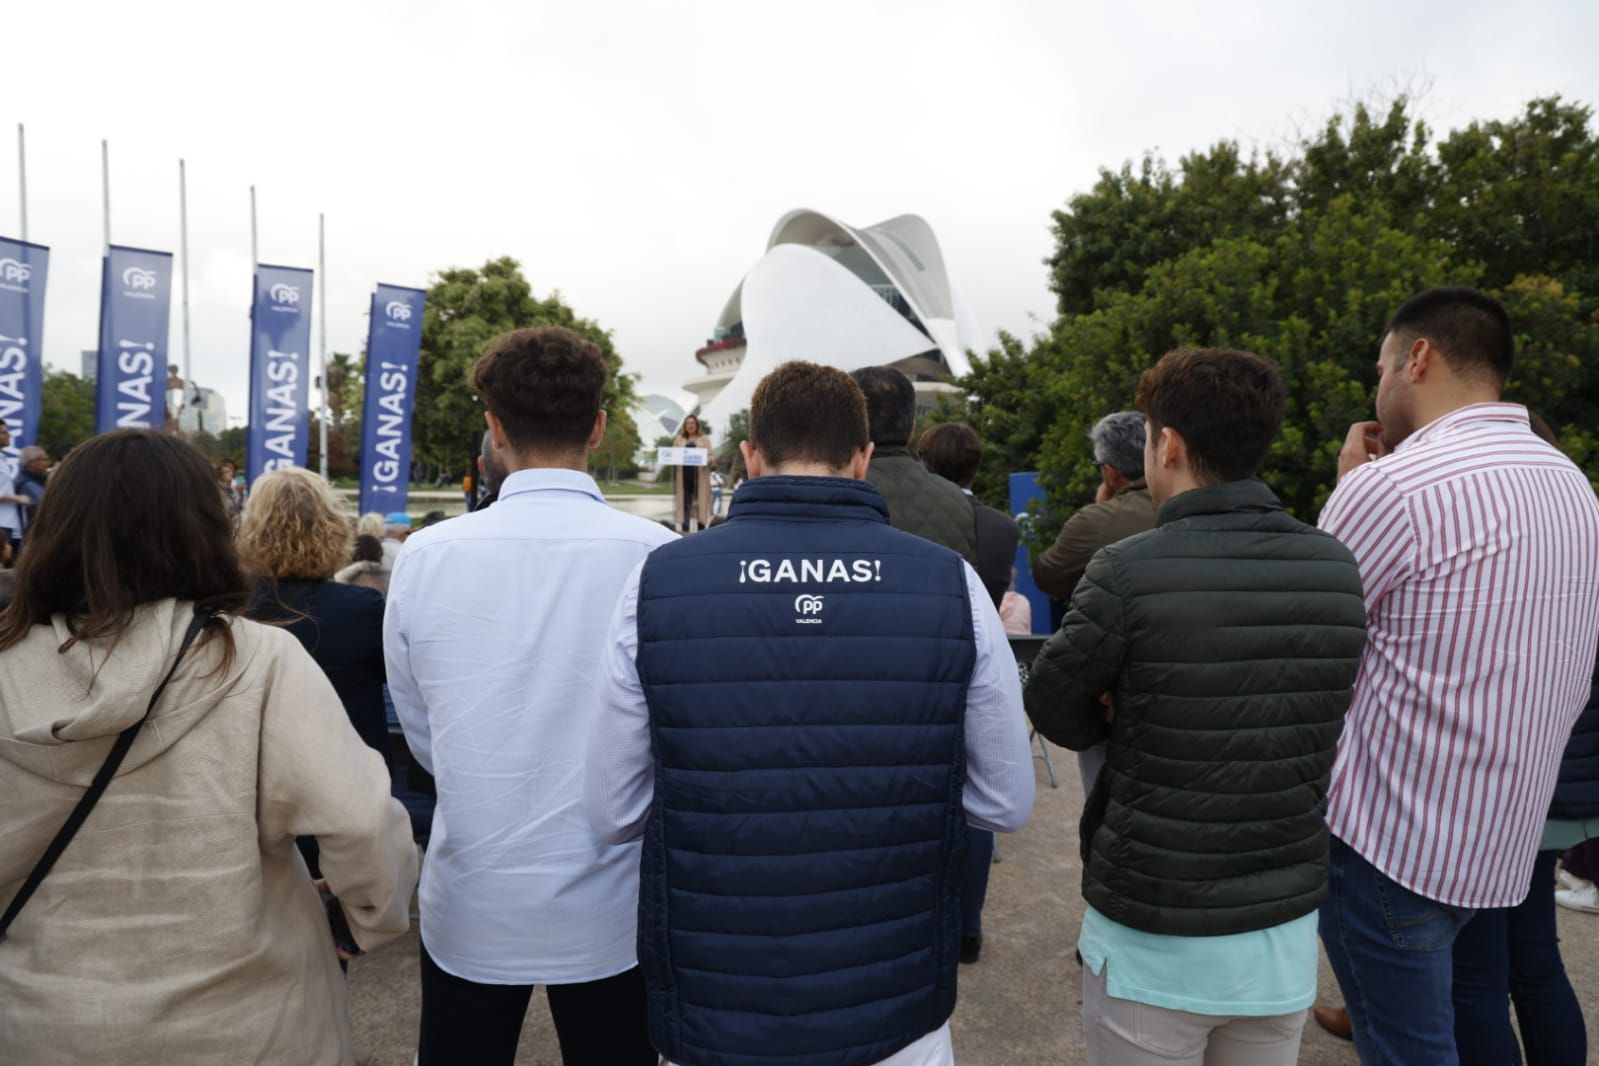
left=635, top=476, right=975, bottom=1066
left=1549, top=649, right=1599, bottom=820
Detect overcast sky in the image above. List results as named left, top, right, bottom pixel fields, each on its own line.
left=5, top=0, right=1596, bottom=424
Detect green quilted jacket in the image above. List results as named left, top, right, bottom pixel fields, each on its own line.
left=1024, top=479, right=1367, bottom=937
left=864, top=447, right=978, bottom=565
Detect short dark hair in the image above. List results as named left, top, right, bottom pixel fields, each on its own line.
left=850, top=366, right=916, bottom=446
left=919, top=422, right=982, bottom=487
left=352, top=534, right=384, bottom=564
left=750, top=362, right=870, bottom=470
left=1385, top=286, right=1514, bottom=385
left=1136, top=348, right=1286, bottom=483
left=472, top=326, right=608, bottom=452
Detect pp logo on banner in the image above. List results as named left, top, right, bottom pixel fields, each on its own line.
left=122, top=267, right=158, bottom=297
left=269, top=283, right=301, bottom=308
left=384, top=300, right=412, bottom=324
left=0, top=258, right=31, bottom=288
left=794, top=594, right=825, bottom=625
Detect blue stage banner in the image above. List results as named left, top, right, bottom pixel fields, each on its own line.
left=358, top=284, right=426, bottom=515
left=245, top=264, right=315, bottom=482
left=0, top=238, right=49, bottom=448
left=95, top=245, right=173, bottom=433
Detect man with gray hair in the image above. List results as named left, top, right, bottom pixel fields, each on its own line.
left=1030, top=411, right=1155, bottom=795
left=1031, top=411, right=1154, bottom=602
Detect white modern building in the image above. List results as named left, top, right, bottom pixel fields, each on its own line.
left=178, top=385, right=228, bottom=436
left=689, top=209, right=979, bottom=429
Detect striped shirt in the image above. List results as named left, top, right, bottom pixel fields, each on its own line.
left=1319, top=403, right=1599, bottom=908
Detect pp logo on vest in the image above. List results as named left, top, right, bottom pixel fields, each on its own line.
left=793, top=594, right=824, bottom=625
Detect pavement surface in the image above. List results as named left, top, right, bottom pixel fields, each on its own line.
left=347, top=738, right=1599, bottom=1064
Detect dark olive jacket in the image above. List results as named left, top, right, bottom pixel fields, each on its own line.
left=864, top=447, right=978, bottom=565
left=1024, top=479, right=1367, bottom=937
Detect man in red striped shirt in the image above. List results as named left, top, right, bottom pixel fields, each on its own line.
left=1317, top=286, right=1599, bottom=1064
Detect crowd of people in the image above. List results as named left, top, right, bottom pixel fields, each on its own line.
left=0, top=289, right=1595, bottom=1066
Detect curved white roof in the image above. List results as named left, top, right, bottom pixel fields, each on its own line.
left=709, top=209, right=972, bottom=379
left=700, top=243, right=954, bottom=430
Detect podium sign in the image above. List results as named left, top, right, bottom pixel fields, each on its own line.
left=658, top=446, right=709, bottom=467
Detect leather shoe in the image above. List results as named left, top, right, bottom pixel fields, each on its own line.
left=1313, top=1005, right=1352, bottom=1041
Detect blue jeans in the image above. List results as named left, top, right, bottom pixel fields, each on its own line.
left=1319, top=835, right=1475, bottom=1064
left=962, top=827, right=994, bottom=937
left=1453, top=850, right=1587, bottom=1066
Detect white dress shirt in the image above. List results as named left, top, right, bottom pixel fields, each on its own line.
left=384, top=467, right=676, bottom=984
left=586, top=559, right=1036, bottom=1065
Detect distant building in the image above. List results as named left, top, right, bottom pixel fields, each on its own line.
left=81, top=349, right=97, bottom=383
left=689, top=209, right=977, bottom=429
left=178, top=386, right=228, bottom=436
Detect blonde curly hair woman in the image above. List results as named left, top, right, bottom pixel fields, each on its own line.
left=238, top=467, right=392, bottom=765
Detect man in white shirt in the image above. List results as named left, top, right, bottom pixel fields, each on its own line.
left=585, top=361, right=1036, bottom=1066
left=385, top=326, right=674, bottom=1066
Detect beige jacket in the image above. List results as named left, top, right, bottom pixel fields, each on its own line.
left=0, top=600, right=418, bottom=1065
left=1030, top=480, right=1156, bottom=600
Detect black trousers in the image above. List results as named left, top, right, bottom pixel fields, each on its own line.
left=417, top=943, right=656, bottom=1066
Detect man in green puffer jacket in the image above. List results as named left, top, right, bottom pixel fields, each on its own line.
left=851, top=366, right=978, bottom=565
left=1024, top=347, right=1367, bottom=1066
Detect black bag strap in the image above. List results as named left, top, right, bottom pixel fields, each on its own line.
left=0, top=607, right=216, bottom=943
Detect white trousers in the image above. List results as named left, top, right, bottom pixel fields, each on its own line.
left=1082, top=963, right=1306, bottom=1066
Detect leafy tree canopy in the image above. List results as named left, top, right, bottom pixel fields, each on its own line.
left=961, top=95, right=1599, bottom=541
left=413, top=256, right=639, bottom=472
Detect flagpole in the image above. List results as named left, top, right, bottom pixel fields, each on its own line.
left=179, top=159, right=192, bottom=385
left=16, top=124, right=26, bottom=242
left=101, top=139, right=111, bottom=252
left=318, top=213, right=329, bottom=479
left=248, top=184, right=257, bottom=269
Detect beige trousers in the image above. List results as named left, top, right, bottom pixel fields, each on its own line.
left=1082, top=962, right=1307, bottom=1066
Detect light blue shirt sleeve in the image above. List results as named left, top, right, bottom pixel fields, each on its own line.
left=960, top=562, right=1036, bottom=833
left=586, top=561, right=1037, bottom=841
left=381, top=547, right=433, bottom=774
left=586, top=562, right=654, bottom=844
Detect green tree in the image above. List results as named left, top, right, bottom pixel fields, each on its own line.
left=216, top=426, right=247, bottom=464
left=968, top=94, right=1599, bottom=541
left=413, top=257, right=639, bottom=473
left=591, top=407, right=642, bottom=482
left=36, top=369, right=95, bottom=453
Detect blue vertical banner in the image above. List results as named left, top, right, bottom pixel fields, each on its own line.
left=245, top=264, right=315, bottom=482
left=95, top=245, right=173, bottom=434
left=1009, top=472, right=1051, bottom=634
left=0, top=238, right=49, bottom=447
left=358, top=283, right=426, bottom=515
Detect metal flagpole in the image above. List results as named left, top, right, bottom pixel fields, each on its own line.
left=16, top=124, right=26, bottom=242
left=179, top=159, right=192, bottom=385
left=318, top=213, right=329, bottom=479
left=249, top=185, right=257, bottom=268
left=101, top=139, right=111, bottom=252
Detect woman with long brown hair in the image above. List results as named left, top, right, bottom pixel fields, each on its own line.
left=0, top=430, right=417, bottom=1065
left=671, top=413, right=712, bottom=532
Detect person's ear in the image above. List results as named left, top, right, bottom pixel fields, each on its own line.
left=1408, top=339, right=1431, bottom=382
left=587, top=409, right=609, bottom=450
left=740, top=440, right=763, bottom=479
left=849, top=442, right=875, bottom=480
left=1159, top=426, right=1184, bottom=470
left=485, top=410, right=512, bottom=455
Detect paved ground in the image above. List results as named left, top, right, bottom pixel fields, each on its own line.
left=347, top=739, right=1599, bottom=1064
